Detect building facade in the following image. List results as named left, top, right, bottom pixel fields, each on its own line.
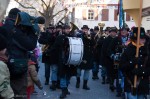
left=66, top=0, right=135, bottom=29
left=142, top=0, right=150, bottom=31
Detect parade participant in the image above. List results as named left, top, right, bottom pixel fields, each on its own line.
left=99, top=27, right=110, bottom=84
left=92, top=26, right=100, bottom=80
left=0, top=34, right=14, bottom=99
left=38, top=25, right=59, bottom=89
left=101, top=27, right=118, bottom=91
left=48, top=24, right=76, bottom=98
left=76, top=25, right=95, bottom=90
left=120, top=27, right=150, bottom=99
left=114, top=26, right=129, bottom=97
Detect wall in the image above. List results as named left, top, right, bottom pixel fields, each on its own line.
left=74, top=5, right=135, bottom=29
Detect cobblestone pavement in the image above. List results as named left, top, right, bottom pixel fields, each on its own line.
left=31, top=62, right=150, bottom=99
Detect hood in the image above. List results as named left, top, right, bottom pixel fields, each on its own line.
left=15, top=12, right=32, bottom=26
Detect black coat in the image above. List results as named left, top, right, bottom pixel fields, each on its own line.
left=101, top=36, right=115, bottom=67
left=2, top=18, right=37, bottom=59
left=38, top=32, right=59, bottom=64
left=120, top=42, right=150, bottom=95
left=96, top=35, right=107, bottom=65
left=49, top=34, right=77, bottom=77
left=79, top=34, right=95, bottom=70
left=101, top=36, right=121, bottom=77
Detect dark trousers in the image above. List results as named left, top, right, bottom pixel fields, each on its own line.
left=10, top=73, right=27, bottom=99
left=45, top=63, right=51, bottom=79
left=92, top=62, right=99, bottom=73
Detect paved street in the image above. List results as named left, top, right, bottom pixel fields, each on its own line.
left=31, top=61, right=121, bottom=99
left=31, top=62, right=150, bottom=99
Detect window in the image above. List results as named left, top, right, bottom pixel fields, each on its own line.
left=88, top=10, right=94, bottom=20
left=114, top=9, right=118, bottom=21
left=101, top=9, right=109, bottom=21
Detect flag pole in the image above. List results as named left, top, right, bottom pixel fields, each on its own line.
left=134, top=0, right=143, bottom=90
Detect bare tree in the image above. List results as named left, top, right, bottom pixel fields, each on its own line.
left=0, top=0, right=10, bottom=21
left=14, top=0, right=68, bottom=27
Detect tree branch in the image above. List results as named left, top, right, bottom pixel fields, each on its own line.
left=58, top=11, right=69, bottom=22
left=52, top=8, right=67, bottom=18
left=15, top=0, right=44, bottom=16
left=14, top=0, right=35, bottom=9
left=41, top=0, right=48, bottom=8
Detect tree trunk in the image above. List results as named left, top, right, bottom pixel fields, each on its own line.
left=0, top=0, right=10, bottom=21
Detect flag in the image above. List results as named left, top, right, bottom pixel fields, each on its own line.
left=118, top=0, right=125, bottom=29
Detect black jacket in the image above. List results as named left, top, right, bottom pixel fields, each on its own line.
left=79, top=34, right=95, bottom=70
left=120, top=42, right=150, bottom=94
left=48, top=33, right=77, bottom=77
left=2, top=18, right=37, bottom=59
left=101, top=36, right=114, bottom=67
left=38, top=32, right=59, bottom=64
left=95, top=35, right=107, bottom=65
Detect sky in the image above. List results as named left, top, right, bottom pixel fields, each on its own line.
left=5, top=0, right=19, bottom=16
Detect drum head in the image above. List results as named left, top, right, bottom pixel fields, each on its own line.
left=65, top=37, right=83, bottom=65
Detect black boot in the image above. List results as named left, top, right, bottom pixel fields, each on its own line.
left=92, top=72, right=99, bottom=80
left=50, top=81, right=56, bottom=91
left=95, top=72, right=99, bottom=79
left=45, top=78, right=49, bottom=85
left=56, top=80, right=61, bottom=89
left=60, top=88, right=67, bottom=99
left=83, top=80, right=90, bottom=90
left=101, top=77, right=105, bottom=84
left=76, top=77, right=80, bottom=88
left=106, top=77, right=109, bottom=84
left=65, top=88, right=70, bottom=95
left=109, top=78, right=115, bottom=92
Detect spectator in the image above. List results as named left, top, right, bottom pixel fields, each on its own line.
left=0, top=34, right=14, bottom=99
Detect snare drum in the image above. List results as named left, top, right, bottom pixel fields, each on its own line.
left=64, top=37, right=83, bottom=65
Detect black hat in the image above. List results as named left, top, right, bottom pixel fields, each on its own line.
left=56, top=25, right=63, bottom=29
left=105, top=27, right=110, bottom=31
left=109, top=27, right=118, bottom=33
left=90, top=28, right=94, bottom=32
left=8, top=8, right=21, bottom=19
left=120, top=27, right=129, bottom=31
left=63, top=25, right=71, bottom=29
left=120, top=23, right=129, bottom=31
left=0, top=34, right=7, bottom=51
left=81, top=25, right=89, bottom=30
left=48, top=25, right=55, bottom=29
left=94, top=26, right=99, bottom=31
left=130, top=27, right=146, bottom=40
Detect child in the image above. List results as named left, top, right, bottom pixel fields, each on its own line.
left=0, top=34, right=14, bottom=99
left=27, top=52, right=43, bottom=99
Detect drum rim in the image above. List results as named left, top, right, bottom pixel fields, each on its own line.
left=66, top=37, right=84, bottom=66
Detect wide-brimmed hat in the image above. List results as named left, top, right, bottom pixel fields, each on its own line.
left=105, top=27, right=110, bottom=31
left=94, top=26, right=99, bottom=31
left=63, top=25, right=71, bottom=29
left=81, top=25, right=89, bottom=30
left=130, top=27, right=146, bottom=40
left=109, top=27, right=118, bottom=33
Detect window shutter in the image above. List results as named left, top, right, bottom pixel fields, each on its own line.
left=102, top=9, right=109, bottom=21
left=126, top=13, right=130, bottom=21
left=114, top=9, right=118, bottom=21
left=82, top=9, right=87, bottom=20
left=94, top=9, right=98, bottom=20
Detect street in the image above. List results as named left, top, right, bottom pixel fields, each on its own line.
left=31, top=62, right=121, bottom=99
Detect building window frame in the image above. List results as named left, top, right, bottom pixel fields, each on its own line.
left=87, top=9, right=95, bottom=20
